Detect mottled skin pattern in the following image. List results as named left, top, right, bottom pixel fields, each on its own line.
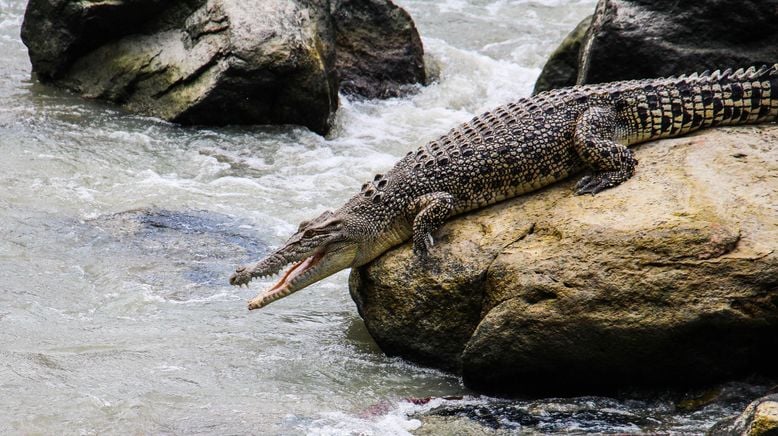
left=230, top=65, right=778, bottom=310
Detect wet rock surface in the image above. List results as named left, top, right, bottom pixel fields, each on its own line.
left=535, top=0, right=778, bottom=91
left=419, top=399, right=654, bottom=434
left=411, top=381, right=777, bottom=435
left=710, top=394, right=778, bottom=436
left=350, top=125, right=778, bottom=395
left=21, top=0, right=425, bottom=134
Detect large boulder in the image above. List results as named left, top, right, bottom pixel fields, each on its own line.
left=535, top=0, right=778, bottom=91
left=20, top=0, right=425, bottom=134
left=349, top=125, right=778, bottom=395
left=331, top=0, right=426, bottom=99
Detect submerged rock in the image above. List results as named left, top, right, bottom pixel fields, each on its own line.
left=416, top=398, right=655, bottom=434
left=20, top=0, right=425, bottom=134
left=88, top=208, right=265, bottom=288
left=709, top=394, right=778, bottom=436
left=350, top=125, right=778, bottom=395
left=535, top=0, right=778, bottom=91
left=411, top=383, right=778, bottom=435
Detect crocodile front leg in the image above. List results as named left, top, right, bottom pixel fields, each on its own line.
left=410, top=192, right=455, bottom=257
left=573, top=106, right=638, bottom=195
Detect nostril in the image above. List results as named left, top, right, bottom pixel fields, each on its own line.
left=236, top=266, right=246, bottom=273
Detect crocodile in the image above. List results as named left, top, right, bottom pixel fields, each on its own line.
left=230, top=65, right=778, bottom=310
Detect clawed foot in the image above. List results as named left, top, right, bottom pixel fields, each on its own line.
left=575, top=168, right=633, bottom=196
left=575, top=174, right=614, bottom=195
left=229, top=265, right=253, bottom=287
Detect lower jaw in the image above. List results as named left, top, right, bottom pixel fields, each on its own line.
left=247, top=295, right=265, bottom=310
left=247, top=255, right=320, bottom=310
left=247, top=285, right=291, bottom=310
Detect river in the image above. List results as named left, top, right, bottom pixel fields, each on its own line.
left=0, top=0, right=770, bottom=434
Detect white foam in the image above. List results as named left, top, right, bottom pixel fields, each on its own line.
left=167, top=291, right=238, bottom=305
left=106, top=130, right=153, bottom=145
left=331, top=37, right=538, bottom=163
left=306, top=403, right=423, bottom=436
left=141, top=289, right=166, bottom=303
left=436, top=0, right=469, bottom=14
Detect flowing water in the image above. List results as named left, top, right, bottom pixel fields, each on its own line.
left=0, top=0, right=771, bottom=434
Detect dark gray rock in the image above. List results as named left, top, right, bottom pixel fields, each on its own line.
left=417, top=397, right=658, bottom=433
left=532, top=15, right=590, bottom=95
left=20, top=0, right=425, bottom=134
left=22, top=0, right=338, bottom=134
left=20, top=0, right=183, bottom=81
left=87, top=208, right=266, bottom=289
left=331, top=0, right=426, bottom=99
left=535, top=0, right=778, bottom=92
left=581, top=0, right=778, bottom=84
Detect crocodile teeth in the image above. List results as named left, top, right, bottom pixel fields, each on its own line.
left=247, top=251, right=325, bottom=310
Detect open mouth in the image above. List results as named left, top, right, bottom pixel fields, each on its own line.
left=247, top=250, right=325, bottom=310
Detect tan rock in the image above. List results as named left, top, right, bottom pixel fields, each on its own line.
left=708, top=394, right=778, bottom=436
left=752, top=400, right=778, bottom=436
left=350, top=125, right=778, bottom=394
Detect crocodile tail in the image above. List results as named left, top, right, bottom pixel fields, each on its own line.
left=704, top=64, right=778, bottom=127
left=619, top=64, right=778, bottom=145
left=688, top=64, right=777, bottom=82
left=692, top=65, right=777, bottom=123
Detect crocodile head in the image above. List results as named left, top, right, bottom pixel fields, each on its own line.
left=229, top=210, right=362, bottom=310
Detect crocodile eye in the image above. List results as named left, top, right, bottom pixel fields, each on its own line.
left=297, top=220, right=311, bottom=232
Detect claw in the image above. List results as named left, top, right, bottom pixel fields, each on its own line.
left=575, top=174, right=614, bottom=195
left=575, top=175, right=593, bottom=190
